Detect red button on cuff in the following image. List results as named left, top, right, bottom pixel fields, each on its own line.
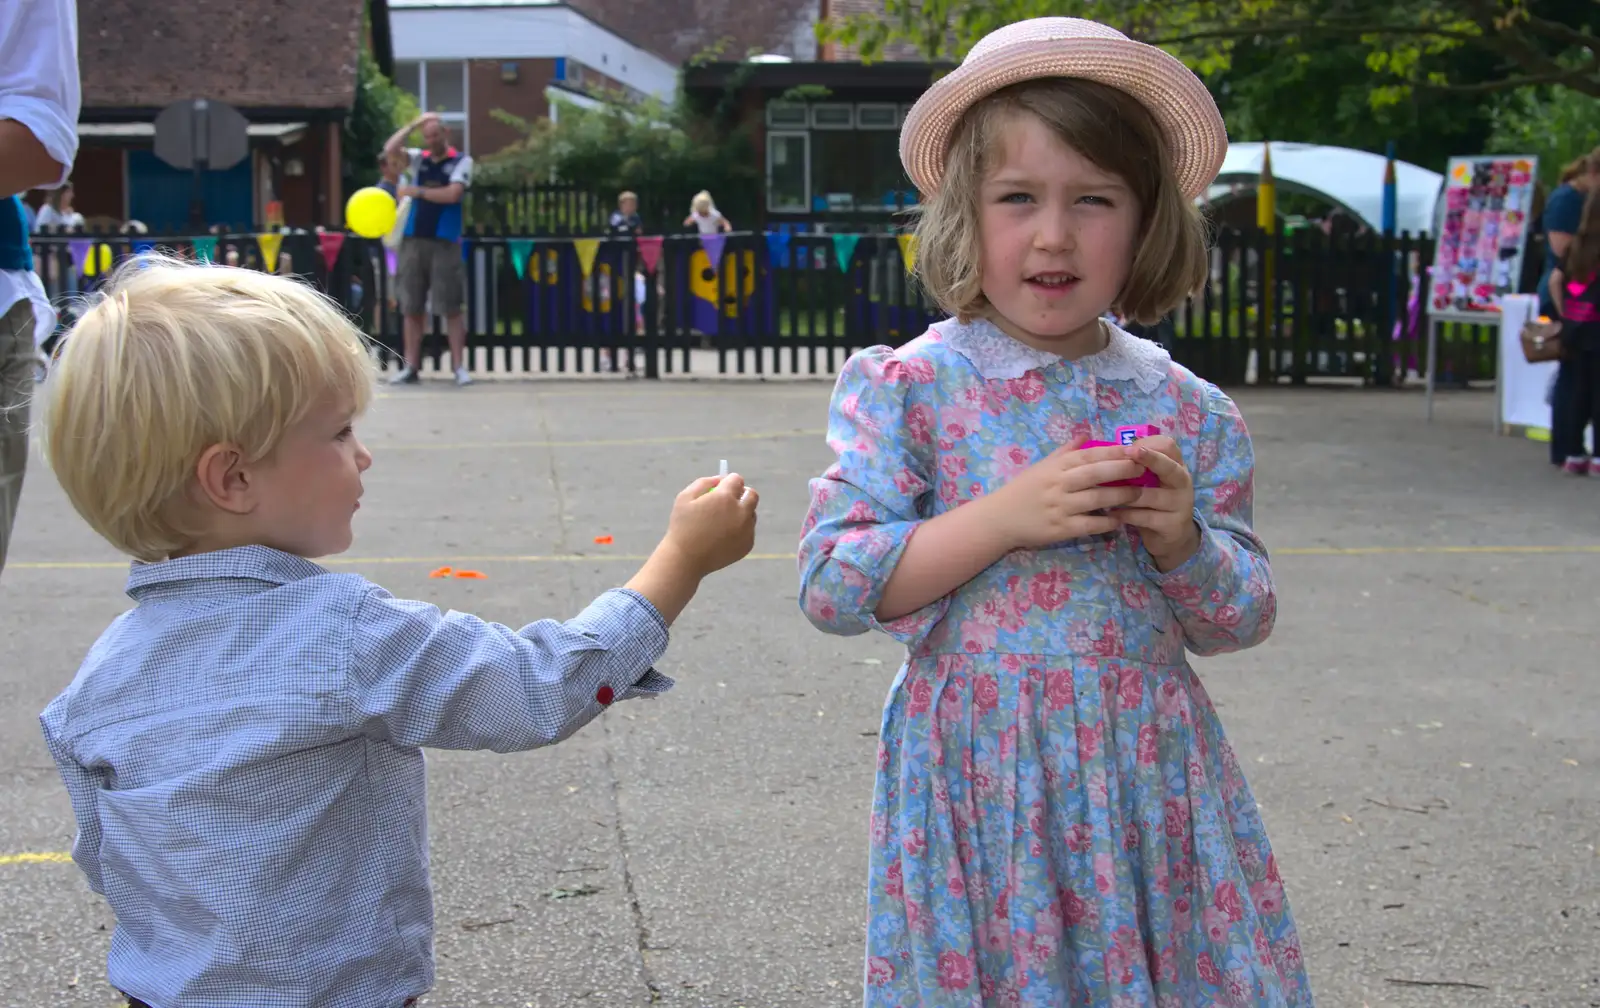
left=596, top=685, right=615, bottom=706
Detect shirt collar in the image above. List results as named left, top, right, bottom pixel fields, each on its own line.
left=126, top=545, right=330, bottom=602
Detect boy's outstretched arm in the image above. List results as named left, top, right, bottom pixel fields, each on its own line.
left=346, top=475, right=758, bottom=752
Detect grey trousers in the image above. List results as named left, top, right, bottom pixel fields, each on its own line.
left=0, top=298, right=34, bottom=577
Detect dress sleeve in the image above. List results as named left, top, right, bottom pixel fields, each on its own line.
left=1139, top=383, right=1276, bottom=656
left=797, top=345, right=950, bottom=646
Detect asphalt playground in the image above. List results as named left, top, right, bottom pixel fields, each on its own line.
left=1, top=376, right=1596, bottom=1007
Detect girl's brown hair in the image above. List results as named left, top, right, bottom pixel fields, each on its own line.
left=1563, top=186, right=1600, bottom=281
left=912, top=77, right=1208, bottom=325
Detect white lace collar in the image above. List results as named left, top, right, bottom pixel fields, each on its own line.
left=930, top=316, right=1172, bottom=394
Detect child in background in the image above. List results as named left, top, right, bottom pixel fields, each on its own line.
left=684, top=190, right=731, bottom=234
left=36, top=256, right=760, bottom=1008
left=798, top=18, right=1309, bottom=1006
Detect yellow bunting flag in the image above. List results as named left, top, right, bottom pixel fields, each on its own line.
left=573, top=238, right=599, bottom=279
left=258, top=233, right=283, bottom=273
left=897, top=233, right=918, bottom=274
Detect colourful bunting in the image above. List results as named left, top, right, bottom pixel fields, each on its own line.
left=191, top=237, right=218, bottom=263
left=80, top=241, right=111, bottom=278
left=132, top=239, right=156, bottom=256
left=508, top=239, right=534, bottom=279
left=635, top=235, right=663, bottom=274
left=318, top=232, right=346, bottom=271
left=573, top=238, right=599, bottom=279
left=258, top=233, right=283, bottom=273
left=699, top=233, right=726, bottom=270
left=385, top=247, right=398, bottom=276
left=764, top=231, right=792, bottom=269
left=897, top=234, right=918, bottom=274
left=832, top=233, right=860, bottom=272
left=67, top=239, right=90, bottom=274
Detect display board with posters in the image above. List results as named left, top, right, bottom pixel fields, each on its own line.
left=1426, top=155, right=1539, bottom=321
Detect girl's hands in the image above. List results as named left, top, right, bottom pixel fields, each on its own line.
left=1111, top=437, right=1201, bottom=571
left=988, top=439, right=1148, bottom=549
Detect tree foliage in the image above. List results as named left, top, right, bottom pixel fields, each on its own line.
left=1487, top=83, right=1600, bottom=185
left=344, top=48, right=422, bottom=193
left=819, top=0, right=1600, bottom=101
left=475, top=87, right=762, bottom=231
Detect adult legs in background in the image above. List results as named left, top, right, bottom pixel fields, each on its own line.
left=0, top=300, right=34, bottom=576
left=431, top=238, right=470, bottom=384
left=1552, top=352, right=1595, bottom=472
left=394, top=238, right=429, bottom=383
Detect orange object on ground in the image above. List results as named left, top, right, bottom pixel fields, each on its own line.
left=454, top=569, right=487, bottom=579
left=428, top=566, right=453, bottom=578
left=593, top=535, right=614, bottom=545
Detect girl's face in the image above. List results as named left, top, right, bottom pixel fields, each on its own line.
left=977, top=114, right=1140, bottom=355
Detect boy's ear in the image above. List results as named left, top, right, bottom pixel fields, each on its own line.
left=193, top=443, right=258, bottom=515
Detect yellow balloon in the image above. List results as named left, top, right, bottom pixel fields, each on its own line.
left=345, top=186, right=397, bottom=238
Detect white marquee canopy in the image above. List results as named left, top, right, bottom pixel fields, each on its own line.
left=1205, top=142, right=1445, bottom=236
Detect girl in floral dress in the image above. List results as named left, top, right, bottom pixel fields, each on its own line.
left=797, top=17, right=1312, bottom=1008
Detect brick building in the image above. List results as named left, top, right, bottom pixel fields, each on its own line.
left=387, top=0, right=679, bottom=159
left=73, top=0, right=387, bottom=230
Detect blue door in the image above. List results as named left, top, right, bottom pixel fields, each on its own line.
left=127, top=148, right=255, bottom=232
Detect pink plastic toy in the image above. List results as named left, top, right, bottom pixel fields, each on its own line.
left=1082, top=424, right=1161, bottom=488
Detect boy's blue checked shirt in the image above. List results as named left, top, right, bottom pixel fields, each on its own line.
left=39, top=545, right=672, bottom=1008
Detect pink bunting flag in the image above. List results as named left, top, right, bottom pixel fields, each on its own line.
left=318, top=232, right=346, bottom=271
left=699, top=233, right=725, bottom=271
left=636, top=235, right=664, bottom=275
left=385, top=247, right=398, bottom=276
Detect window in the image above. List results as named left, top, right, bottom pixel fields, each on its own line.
left=809, top=104, right=853, bottom=130
left=763, top=100, right=914, bottom=215
left=767, top=132, right=809, bottom=213
left=393, top=59, right=470, bottom=152
left=855, top=104, right=899, bottom=129
left=766, top=103, right=807, bottom=128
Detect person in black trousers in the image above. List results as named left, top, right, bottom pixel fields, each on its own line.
left=1548, top=185, right=1600, bottom=476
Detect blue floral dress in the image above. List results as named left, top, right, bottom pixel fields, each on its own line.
left=798, top=318, right=1312, bottom=1007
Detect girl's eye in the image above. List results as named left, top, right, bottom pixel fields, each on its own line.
left=1079, top=195, right=1115, bottom=207
left=336, top=426, right=354, bottom=441
left=1000, top=192, right=1033, bottom=204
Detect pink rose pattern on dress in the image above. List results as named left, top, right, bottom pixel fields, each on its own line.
left=798, top=338, right=1309, bottom=1006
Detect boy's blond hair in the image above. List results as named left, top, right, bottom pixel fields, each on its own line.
left=913, top=78, right=1209, bottom=326
left=618, top=190, right=637, bottom=203
left=37, top=254, right=376, bottom=563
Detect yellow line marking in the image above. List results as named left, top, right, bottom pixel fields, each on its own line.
left=0, top=852, right=72, bottom=866
left=10, top=545, right=1600, bottom=572
left=375, top=429, right=824, bottom=451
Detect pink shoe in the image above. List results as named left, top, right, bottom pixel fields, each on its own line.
left=1563, top=456, right=1592, bottom=475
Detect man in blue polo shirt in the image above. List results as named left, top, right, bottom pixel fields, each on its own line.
left=383, top=113, right=473, bottom=386
left=1, top=0, right=80, bottom=578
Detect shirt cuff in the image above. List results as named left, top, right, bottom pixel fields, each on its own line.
left=571, top=588, right=675, bottom=703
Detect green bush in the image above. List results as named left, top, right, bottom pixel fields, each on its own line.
left=343, top=48, right=422, bottom=195
left=1488, top=85, right=1600, bottom=189
left=476, top=87, right=761, bottom=233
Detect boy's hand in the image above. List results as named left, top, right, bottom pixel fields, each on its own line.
left=1111, top=437, right=1200, bottom=571
left=663, top=473, right=759, bottom=577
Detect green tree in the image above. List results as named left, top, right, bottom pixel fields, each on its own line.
left=1487, top=83, right=1600, bottom=185
left=819, top=0, right=1600, bottom=102
left=476, top=87, right=761, bottom=232
left=343, top=48, right=422, bottom=194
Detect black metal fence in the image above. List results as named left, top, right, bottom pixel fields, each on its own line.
left=29, top=225, right=1498, bottom=387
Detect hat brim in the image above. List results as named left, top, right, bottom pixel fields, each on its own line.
left=900, top=37, right=1227, bottom=201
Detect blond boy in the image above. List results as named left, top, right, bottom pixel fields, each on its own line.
left=35, top=256, right=760, bottom=1008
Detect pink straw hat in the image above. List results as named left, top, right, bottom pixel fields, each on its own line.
left=899, top=18, right=1227, bottom=201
